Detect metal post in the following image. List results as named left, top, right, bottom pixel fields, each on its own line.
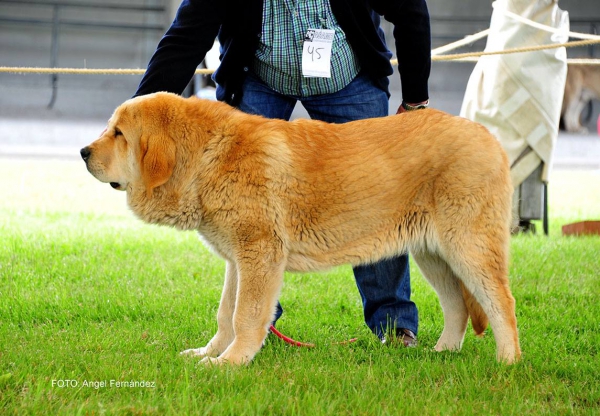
left=543, top=182, right=549, bottom=236
left=48, top=4, right=60, bottom=109
left=589, top=23, right=597, bottom=57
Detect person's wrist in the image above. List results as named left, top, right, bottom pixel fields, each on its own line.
left=401, top=100, right=429, bottom=111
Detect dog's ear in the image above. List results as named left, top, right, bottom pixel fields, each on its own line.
left=140, top=132, right=176, bottom=196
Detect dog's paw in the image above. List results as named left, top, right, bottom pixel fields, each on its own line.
left=200, top=356, right=226, bottom=366
left=199, top=354, right=249, bottom=366
left=180, top=347, right=215, bottom=358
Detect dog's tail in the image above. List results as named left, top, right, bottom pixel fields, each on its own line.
left=460, top=282, right=488, bottom=336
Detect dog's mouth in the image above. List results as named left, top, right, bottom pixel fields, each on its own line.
left=110, top=182, right=122, bottom=190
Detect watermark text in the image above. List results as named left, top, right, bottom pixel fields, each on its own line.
left=51, top=379, right=156, bottom=389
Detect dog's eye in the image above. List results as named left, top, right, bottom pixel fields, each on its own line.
left=114, top=128, right=123, bottom=137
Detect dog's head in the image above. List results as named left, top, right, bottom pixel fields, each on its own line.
left=81, top=93, right=178, bottom=196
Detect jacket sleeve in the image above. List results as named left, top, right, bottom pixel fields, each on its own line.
left=371, top=0, right=431, bottom=103
left=134, top=0, right=223, bottom=97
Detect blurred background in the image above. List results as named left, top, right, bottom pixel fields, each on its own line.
left=0, top=0, right=599, bottom=163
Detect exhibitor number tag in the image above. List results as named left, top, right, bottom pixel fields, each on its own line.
left=302, top=29, right=334, bottom=78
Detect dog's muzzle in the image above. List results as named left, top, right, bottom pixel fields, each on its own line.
left=80, top=146, right=121, bottom=190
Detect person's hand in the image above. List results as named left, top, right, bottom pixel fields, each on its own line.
left=396, top=100, right=429, bottom=114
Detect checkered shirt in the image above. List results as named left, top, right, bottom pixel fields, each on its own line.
left=253, top=0, right=361, bottom=97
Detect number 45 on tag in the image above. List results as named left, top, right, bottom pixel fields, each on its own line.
left=302, top=29, right=334, bottom=78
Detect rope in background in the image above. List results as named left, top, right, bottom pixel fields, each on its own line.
left=430, top=38, right=600, bottom=63
left=1, top=27, right=600, bottom=75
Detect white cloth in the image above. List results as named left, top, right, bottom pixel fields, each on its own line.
left=460, top=0, right=569, bottom=186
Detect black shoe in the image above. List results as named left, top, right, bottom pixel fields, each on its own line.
left=381, top=328, right=417, bottom=347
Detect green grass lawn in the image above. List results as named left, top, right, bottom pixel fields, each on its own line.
left=1, top=159, right=599, bottom=415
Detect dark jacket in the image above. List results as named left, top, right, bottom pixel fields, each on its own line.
left=135, top=0, right=431, bottom=105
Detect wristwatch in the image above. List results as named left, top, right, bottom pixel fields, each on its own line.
left=401, top=100, right=429, bottom=111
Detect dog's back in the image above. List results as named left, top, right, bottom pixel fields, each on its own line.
left=275, top=110, right=512, bottom=274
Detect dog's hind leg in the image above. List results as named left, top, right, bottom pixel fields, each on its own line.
left=181, top=261, right=238, bottom=359
left=443, top=237, right=521, bottom=364
left=413, top=251, right=469, bottom=352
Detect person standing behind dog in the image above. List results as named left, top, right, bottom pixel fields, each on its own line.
left=135, top=0, right=431, bottom=346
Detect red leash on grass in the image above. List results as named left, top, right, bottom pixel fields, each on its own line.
left=269, top=325, right=358, bottom=348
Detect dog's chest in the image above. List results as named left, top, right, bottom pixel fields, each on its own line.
left=194, top=222, right=237, bottom=260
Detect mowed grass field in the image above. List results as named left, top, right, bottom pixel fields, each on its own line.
left=1, top=158, right=599, bottom=415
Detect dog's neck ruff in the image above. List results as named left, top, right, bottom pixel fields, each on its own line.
left=127, top=185, right=203, bottom=231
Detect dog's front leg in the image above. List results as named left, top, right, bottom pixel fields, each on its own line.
left=202, top=247, right=285, bottom=366
left=564, top=87, right=588, bottom=133
left=181, top=261, right=237, bottom=358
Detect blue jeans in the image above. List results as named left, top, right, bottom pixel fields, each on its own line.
left=235, top=72, right=418, bottom=337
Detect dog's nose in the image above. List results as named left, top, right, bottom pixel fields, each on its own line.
left=80, top=147, right=91, bottom=162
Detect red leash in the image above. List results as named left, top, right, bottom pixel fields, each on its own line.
left=269, top=325, right=358, bottom=348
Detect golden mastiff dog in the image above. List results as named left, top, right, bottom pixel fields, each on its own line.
left=561, top=64, right=600, bottom=133
left=81, top=92, right=521, bottom=365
